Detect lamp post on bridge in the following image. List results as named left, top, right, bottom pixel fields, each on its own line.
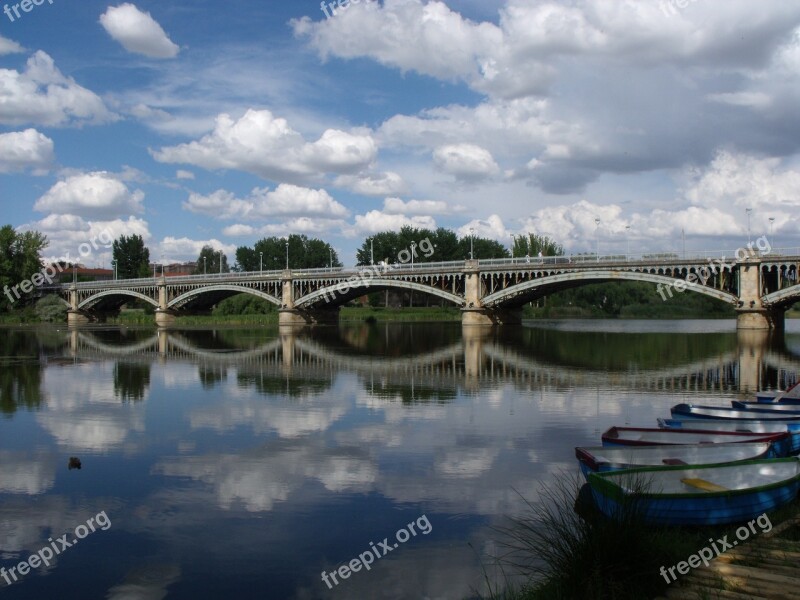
left=769, top=217, right=775, bottom=250
left=111, top=260, right=117, bottom=280
left=285, top=241, right=289, bottom=270
left=370, top=237, right=374, bottom=266
left=259, top=251, right=263, bottom=275
left=469, top=227, right=474, bottom=260
left=625, top=225, right=631, bottom=260
left=746, top=207, right=752, bottom=246
left=203, top=256, right=206, bottom=275
left=594, top=218, right=600, bottom=262
left=329, top=247, right=333, bottom=271
left=219, top=251, right=222, bottom=274
left=511, top=233, right=516, bottom=259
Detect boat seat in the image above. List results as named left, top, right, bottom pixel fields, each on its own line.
left=680, top=478, right=729, bottom=492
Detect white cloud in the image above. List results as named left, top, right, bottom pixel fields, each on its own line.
left=383, top=197, right=464, bottom=215
left=176, top=169, right=194, bottom=180
left=334, top=171, right=406, bottom=196
left=433, top=143, right=499, bottom=180
left=183, top=184, right=349, bottom=220
left=34, top=172, right=145, bottom=219
left=152, top=109, right=377, bottom=183
left=351, top=210, right=437, bottom=235
left=0, top=129, right=54, bottom=173
left=457, top=214, right=508, bottom=241
left=156, top=237, right=236, bottom=263
left=0, top=35, right=24, bottom=55
left=99, top=3, right=179, bottom=59
left=0, top=51, right=115, bottom=127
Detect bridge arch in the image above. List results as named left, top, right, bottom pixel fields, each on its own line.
left=481, top=270, right=739, bottom=307
left=167, top=285, right=281, bottom=309
left=762, top=284, right=800, bottom=309
left=295, top=278, right=464, bottom=309
left=78, top=289, right=159, bottom=310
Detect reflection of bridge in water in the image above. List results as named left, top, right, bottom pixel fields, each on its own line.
left=65, top=327, right=800, bottom=396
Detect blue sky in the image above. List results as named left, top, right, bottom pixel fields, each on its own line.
left=2, top=0, right=800, bottom=267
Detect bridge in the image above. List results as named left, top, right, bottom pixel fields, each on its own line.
left=55, top=248, right=800, bottom=329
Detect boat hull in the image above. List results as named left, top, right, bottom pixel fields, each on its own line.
left=671, top=403, right=800, bottom=422
left=588, top=458, right=800, bottom=526
left=659, top=418, right=800, bottom=454
left=576, top=442, right=775, bottom=478
left=601, top=426, right=791, bottom=457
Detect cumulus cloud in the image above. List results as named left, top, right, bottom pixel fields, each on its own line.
left=183, top=184, right=349, bottom=220
left=99, top=3, right=180, bottom=59
left=0, top=35, right=24, bottom=55
left=334, top=171, right=406, bottom=196
left=383, top=197, right=465, bottom=215
left=152, top=109, right=377, bottom=183
left=0, top=51, right=115, bottom=127
left=34, top=172, right=145, bottom=219
left=157, top=237, right=236, bottom=263
left=175, top=169, right=194, bottom=180
left=351, top=210, right=437, bottom=235
left=0, top=128, right=54, bottom=173
left=433, top=143, right=499, bottom=180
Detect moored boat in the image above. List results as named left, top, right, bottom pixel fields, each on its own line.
left=576, top=442, right=775, bottom=478
left=671, top=403, right=800, bottom=422
left=751, top=383, right=800, bottom=404
left=731, top=401, right=800, bottom=412
left=601, top=426, right=791, bottom=457
left=587, top=457, right=800, bottom=526
left=658, top=418, right=800, bottom=454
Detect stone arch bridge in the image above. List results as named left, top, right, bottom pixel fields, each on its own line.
left=56, top=250, right=800, bottom=329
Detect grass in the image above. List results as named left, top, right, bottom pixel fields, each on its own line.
left=476, top=471, right=800, bottom=600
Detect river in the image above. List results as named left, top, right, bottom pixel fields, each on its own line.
left=1, top=319, right=798, bottom=599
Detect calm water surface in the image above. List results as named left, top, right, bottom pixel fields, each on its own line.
left=1, top=319, right=799, bottom=599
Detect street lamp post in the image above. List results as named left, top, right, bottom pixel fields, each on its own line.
left=370, top=238, right=374, bottom=265
left=259, top=251, right=263, bottom=275
left=203, top=256, right=206, bottom=275
left=511, top=233, right=516, bottom=259
left=285, top=242, right=289, bottom=270
left=469, top=227, right=474, bottom=260
left=410, top=242, right=416, bottom=269
left=594, top=218, right=600, bottom=262
left=112, top=260, right=117, bottom=280
left=769, top=217, right=775, bottom=251
left=746, top=208, right=752, bottom=245
left=219, top=251, right=222, bottom=274
left=625, top=225, right=631, bottom=260
left=329, top=247, right=333, bottom=271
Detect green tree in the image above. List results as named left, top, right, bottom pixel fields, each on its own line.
left=235, top=235, right=339, bottom=271
left=457, top=235, right=510, bottom=260
left=0, top=225, right=48, bottom=310
left=194, top=245, right=229, bottom=274
left=112, top=234, right=151, bottom=279
left=513, top=233, right=564, bottom=258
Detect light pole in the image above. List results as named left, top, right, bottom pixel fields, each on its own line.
left=769, top=217, right=775, bottom=250
left=219, top=251, right=222, bottom=274
left=203, top=256, right=206, bottom=274
left=329, top=247, right=333, bottom=271
left=259, top=251, right=263, bottom=275
left=511, top=233, right=516, bottom=259
left=410, top=241, right=416, bottom=269
left=111, top=260, right=117, bottom=280
left=469, top=227, right=474, bottom=259
left=625, top=225, right=631, bottom=259
left=594, top=218, right=600, bottom=262
left=370, top=237, right=374, bottom=265
left=161, top=254, right=165, bottom=277
left=746, top=208, right=752, bottom=245
left=285, top=241, right=289, bottom=270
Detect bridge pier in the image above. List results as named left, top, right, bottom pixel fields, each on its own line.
left=461, top=307, right=523, bottom=326
left=279, top=307, right=340, bottom=326
left=67, top=309, right=92, bottom=326
left=155, top=309, right=177, bottom=328
left=736, top=254, right=785, bottom=330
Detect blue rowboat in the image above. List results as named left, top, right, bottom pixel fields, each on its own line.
left=588, top=457, right=800, bottom=526
left=756, top=391, right=781, bottom=403
left=658, top=418, right=800, bottom=454
left=576, top=442, right=775, bottom=478
left=731, top=401, right=800, bottom=413
left=601, top=426, right=791, bottom=457
left=671, top=403, right=800, bottom=422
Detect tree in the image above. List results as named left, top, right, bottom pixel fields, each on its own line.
left=112, top=234, right=151, bottom=279
left=457, top=235, right=510, bottom=260
left=0, top=225, right=48, bottom=310
left=513, top=233, right=564, bottom=258
left=235, top=235, right=339, bottom=271
left=194, top=245, right=229, bottom=274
